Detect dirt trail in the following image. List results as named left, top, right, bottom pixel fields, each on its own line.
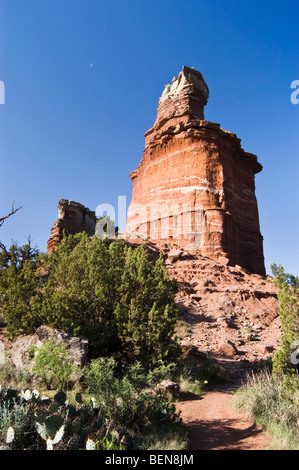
left=176, top=383, right=272, bottom=450
left=175, top=356, right=273, bottom=451
left=162, top=251, right=280, bottom=451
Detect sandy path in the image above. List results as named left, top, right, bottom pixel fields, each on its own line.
left=176, top=385, right=272, bottom=450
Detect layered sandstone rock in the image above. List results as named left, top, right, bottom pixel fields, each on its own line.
left=47, top=199, right=96, bottom=254
left=126, top=66, right=265, bottom=276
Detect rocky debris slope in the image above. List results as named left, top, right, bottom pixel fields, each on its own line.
left=162, top=246, right=280, bottom=375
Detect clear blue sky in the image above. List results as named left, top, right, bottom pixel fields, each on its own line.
left=0, top=0, right=298, bottom=276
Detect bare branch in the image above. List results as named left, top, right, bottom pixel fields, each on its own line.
left=0, top=201, right=22, bottom=228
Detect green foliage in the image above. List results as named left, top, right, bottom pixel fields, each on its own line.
left=0, top=364, right=186, bottom=451
left=0, top=233, right=187, bottom=449
left=0, top=237, right=39, bottom=273
left=0, top=240, right=42, bottom=336
left=28, top=339, right=80, bottom=390
left=271, top=264, right=299, bottom=397
left=1, top=234, right=179, bottom=363
left=0, top=386, right=107, bottom=450
left=99, top=436, right=126, bottom=450
left=233, top=370, right=299, bottom=450
left=0, top=396, right=29, bottom=450
left=83, top=358, right=182, bottom=432
left=83, top=357, right=117, bottom=396
left=0, top=354, right=31, bottom=390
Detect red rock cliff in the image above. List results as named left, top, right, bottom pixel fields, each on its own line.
left=126, top=66, right=265, bottom=276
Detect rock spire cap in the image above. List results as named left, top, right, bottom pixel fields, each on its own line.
left=159, top=66, right=209, bottom=105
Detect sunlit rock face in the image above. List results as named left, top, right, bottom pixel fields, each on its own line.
left=126, top=66, right=265, bottom=276
left=47, top=199, right=96, bottom=254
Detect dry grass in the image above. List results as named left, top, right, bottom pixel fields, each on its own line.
left=233, top=370, right=299, bottom=450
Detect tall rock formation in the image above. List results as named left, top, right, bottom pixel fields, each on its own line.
left=126, top=66, right=265, bottom=276
left=47, top=199, right=96, bottom=254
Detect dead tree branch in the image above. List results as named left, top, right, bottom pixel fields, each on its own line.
left=0, top=201, right=22, bottom=228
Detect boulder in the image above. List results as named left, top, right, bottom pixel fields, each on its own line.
left=157, top=380, right=180, bottom=398
left=218, top=340, right=238, bottom=357
left=11, top=325, right=88, bottom=371
left=10, top=335, right=40, bottom=371
left=167, top=249, right=184, bottom=263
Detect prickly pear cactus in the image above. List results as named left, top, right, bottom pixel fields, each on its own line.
left=6, top=427, right=15, bottom=444
left=0, top=386, right=108, bottom=450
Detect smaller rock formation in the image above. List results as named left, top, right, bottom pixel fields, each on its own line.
left=47, top=199, right=96, bottom=254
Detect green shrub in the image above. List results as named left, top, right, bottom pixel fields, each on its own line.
left=0, top=241, right=43, bottom=337
left=28, top=339, right=80, bottom=390
left=83, top=358, right=182, bottom=431
left=0, top=369, right=186, bottom=451
left=1, top=234, right=179, bottom=364
left=0, top=354, right=31, bottom=390
left=271, top=264, right=299, bottom=397
left=83, top=356, right=117, bottom=396
left=233, top=370, right=299, bottom=450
